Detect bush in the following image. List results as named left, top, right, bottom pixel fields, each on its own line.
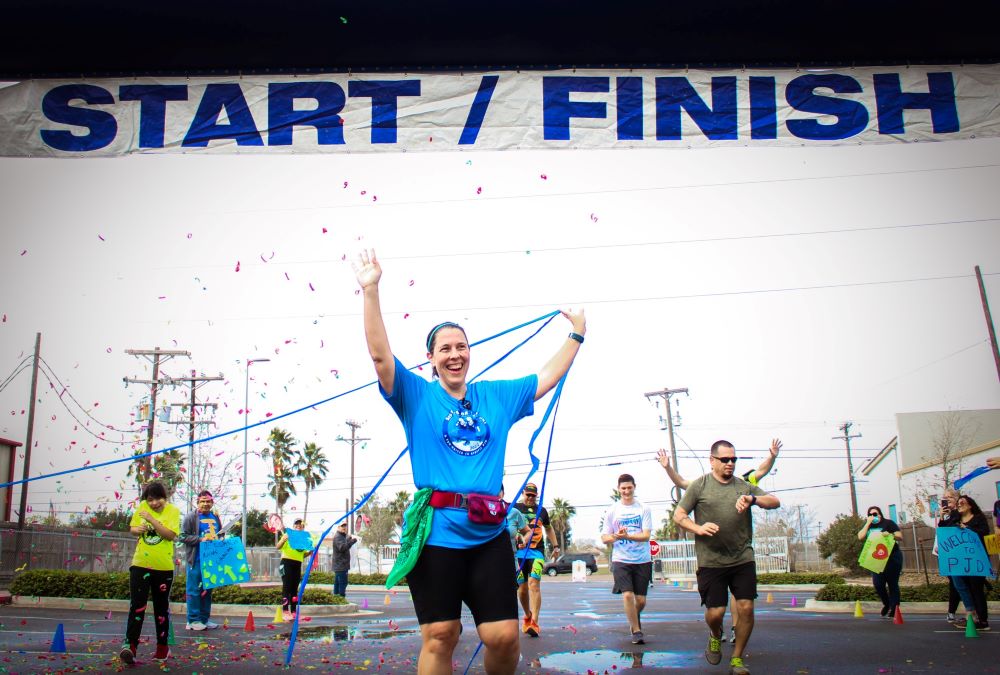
left=757, top=573, right=845, bottom=585
left=11, top=570, right=343, bottom=605
left=817, top=514, right=865, bottom=575
left=816, top=581, right=1000, bottom=602
left=308, top=571, right=403, bottom=587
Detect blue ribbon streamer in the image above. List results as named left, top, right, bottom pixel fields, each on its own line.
left=954, top=465, right=992, bottom=490
left=0, top=311, right=560, bottom=492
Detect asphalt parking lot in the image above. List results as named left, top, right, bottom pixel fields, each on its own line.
left=1, top=579, right=996, bottom=673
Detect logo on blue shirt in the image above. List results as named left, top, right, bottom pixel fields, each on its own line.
left=442, top=407, right=491, bottom=456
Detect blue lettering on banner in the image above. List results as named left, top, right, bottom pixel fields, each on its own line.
left=616, top=77, right=644, bottom=141
left=459, top=75, right=499, bottom=145
left=655, top=76, right=738, bottom=141
left=348, top=80, right=421, bottom=144
left=749, top=76, right=777, bottom=140
left=786, top=74, right=869, bottom=140
left=119, top=85, right=188, bottom=148
left=542, top=76, right=610, bottom=141
left=874, top=72, right=959, bottom=135
left=40, top=85, right=117, bottom=151
left=182, top=83, right=264, bottom=147
left=267, top=82, right=346, bottom=146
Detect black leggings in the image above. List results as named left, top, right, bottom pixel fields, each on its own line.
left=871, top=556, right=902, bottom=610
left=280, top=559, right=303, bottom=612
left=126, top=566, right=173, bottom=646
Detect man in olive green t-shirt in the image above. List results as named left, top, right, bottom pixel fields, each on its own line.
left=673, top=441, right=780, bottom=675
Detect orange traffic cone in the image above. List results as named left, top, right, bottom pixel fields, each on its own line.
left=244, top=611, right=256, bottom=632
left=893, top=606, right=904, bottom=624
left=765, top=592, right=773, bottom=603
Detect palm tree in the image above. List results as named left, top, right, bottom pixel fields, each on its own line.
left=261, top=427, right=298, bottom=519
left=389, top=490, right=411, bottom=526
left=295, top=441, right=329, bottom=524
left=548, top=497, right=577, bottom=551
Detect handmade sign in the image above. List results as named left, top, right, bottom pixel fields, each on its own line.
left=200, top=537, right=252, bottom=589
left=285, top=529, right=314, bottom=552
left=937, top=527, right=993, bottom=577
left=858, top=531, right=895, bottom=574
left=984, top=533, right=1000, bottom=556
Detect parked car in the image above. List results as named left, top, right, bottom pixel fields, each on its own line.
left=543, top=553, right=598, bottom=576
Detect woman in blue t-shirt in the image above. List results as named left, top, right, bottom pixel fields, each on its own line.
left=857, top=505, right=904, bottom=618
left=353, top=249, right=584, bottom=675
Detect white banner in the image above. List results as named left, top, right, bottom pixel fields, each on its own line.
left=1, top=65, right=997, bottom=157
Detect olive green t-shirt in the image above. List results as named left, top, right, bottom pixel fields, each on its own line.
left=677, top=474, right=766, bottom=568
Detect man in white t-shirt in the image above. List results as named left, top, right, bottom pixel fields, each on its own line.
left=601, top=473, right=653, bottom=645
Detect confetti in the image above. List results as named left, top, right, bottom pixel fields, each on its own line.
left=590, top=213, right=598, bottom=222
left=235, top=260, right=241, bottom=272
left=476, top=187, right=482, bottom=194
left=186, top=233, right=193, bottom=239
left=20, top=250, right=27, bottom=256
left=98, top=234, right=105, bottom=241
left=343, top=181, right=348, bottom=188
left=540, top=174, right=547, bottom=180
left=308, top=282, right=315, bottom=291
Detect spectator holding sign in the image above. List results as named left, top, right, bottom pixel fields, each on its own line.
left=857, top=506, right=903, bottom=619
left=953, top=495, right=991, bottom=631
left=936, top=488, right=962, bottom=623
left=276, top=519, right=310, bottom=620
left=178, top=490, right=223, bottom=631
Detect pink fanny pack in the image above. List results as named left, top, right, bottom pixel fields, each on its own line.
left=430, top=490, right=508, bottom=525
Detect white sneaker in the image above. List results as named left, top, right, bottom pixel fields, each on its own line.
left=186, top=621, right=207, bottom=631
left=203, top=620, right=219, bottom=630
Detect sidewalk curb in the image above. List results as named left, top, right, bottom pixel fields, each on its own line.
left=802, top=599, right=1000, bottom=614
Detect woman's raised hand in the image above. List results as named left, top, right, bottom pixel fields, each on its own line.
left=352, top=249, right=382, bottom=289
left=561, top=307, right=586, bottom=334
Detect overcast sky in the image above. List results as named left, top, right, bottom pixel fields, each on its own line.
left=1, top=138, right=999, bottom=543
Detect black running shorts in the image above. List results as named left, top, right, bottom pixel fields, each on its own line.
left=696, top=561, right=757, bottom=607
left=611, top=561, right=653, bottom=596
left=407, top=532, right=517, bottom=625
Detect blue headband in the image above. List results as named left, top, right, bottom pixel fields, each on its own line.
left=426, top=322, right=465, bottom=352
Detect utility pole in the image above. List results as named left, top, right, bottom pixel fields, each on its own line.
left=165, top=369, right=223, bottom=510
left=644, top=387, right=688, bottom=541
left=16, top=333, right=41, bottom=531
left=124, top=348, right=190, bottom=482
left=337, top=420, right=369, bottom=535
left=833, top=422, right=862, bottom=518
left=796, top=504, right=805, bottom=545
left=975, top=265, right=1000, bottom=385
left=644, top=387, right=688, bottom=498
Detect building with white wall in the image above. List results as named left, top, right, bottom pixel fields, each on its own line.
left=860, top=409, right=1000, bottom=524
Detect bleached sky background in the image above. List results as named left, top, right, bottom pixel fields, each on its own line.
left=1, top=138, right=999, bottom=542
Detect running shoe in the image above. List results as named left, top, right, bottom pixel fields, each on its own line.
left=521, top=612, right=534, bottom=635
left=880, top=605, right=889, bottom=617
left=526, top=620, right=540, bottom=638
left=153, top=644, right=170, bottom=661
left=203, top=620, right=220, bottom=630
left=946, top=612, right=956, bottom=622
left=705, top=632, right=722, bottom=665
left=975, top=621, right=991, bottom=631
left=631, top=630, right=644, bottom=645
left=729, top=656, right=750, bottom=674
left=186, top=621, right=207, bottom=631
left=118, top=645, right=136, bottom=666
left=729, top=626, right=736, bottom=643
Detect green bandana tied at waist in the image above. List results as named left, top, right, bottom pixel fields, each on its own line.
left=385, top=487, right=434, bottom=589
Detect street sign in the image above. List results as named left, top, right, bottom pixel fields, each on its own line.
left=649, top=539, right=660, bottom=556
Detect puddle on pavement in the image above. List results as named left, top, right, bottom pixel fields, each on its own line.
left=537, top=649, right=700, bottom=671
left=279, top=625, right=417, bottom=642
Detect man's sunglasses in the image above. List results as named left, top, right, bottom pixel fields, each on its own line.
left=712, top=456, right=737, bottom=464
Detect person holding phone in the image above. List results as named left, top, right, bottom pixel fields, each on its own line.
left=936, top=488, right=962, bottom=622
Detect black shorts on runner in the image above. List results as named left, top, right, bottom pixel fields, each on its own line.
left=696, top=561, right=757, bottom=607
left=611, top=561, right=653, bottom=596
left=407, top=531, right=517, bottom=625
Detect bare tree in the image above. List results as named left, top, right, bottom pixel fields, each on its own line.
left=923, top=411, right=980, bottom=490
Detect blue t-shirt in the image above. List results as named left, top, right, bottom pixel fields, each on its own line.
left=382, top=357, right=537, bottom=548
